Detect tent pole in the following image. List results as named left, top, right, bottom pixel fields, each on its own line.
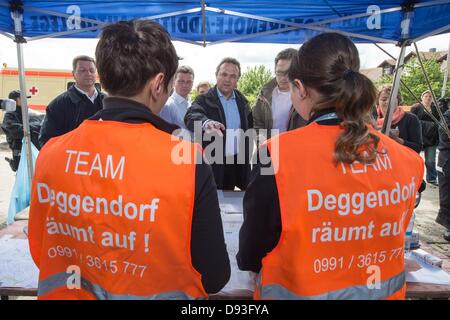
left=372, top=42, right=449, bottom=134
left=201, top=0, right=206, bottom=47
left=413, top=42, right=450, bottom=137
left=11, top=9, right=34, bottom=186
left=382, top=42, right=408, bottom=135
left=0, top=31, right=14, bottom=40
left=441, top=39, right=450, bottom=98
left=205, top=6, right=397, bottom=44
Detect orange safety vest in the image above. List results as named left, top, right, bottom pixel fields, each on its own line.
left=257, top=122, right=424, bottom=300
left=28, top=120, right=207, bottom=300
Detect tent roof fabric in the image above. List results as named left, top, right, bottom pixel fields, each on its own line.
left=0, top=1, right=449, bottom=45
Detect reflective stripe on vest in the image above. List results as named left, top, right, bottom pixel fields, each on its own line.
left=38, top=272, right=201, bottom=300
left=257, top=271, right=405, bottom=300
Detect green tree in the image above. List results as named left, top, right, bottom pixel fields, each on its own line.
left=238, top=65, right=273, bottom=107
left=375, top=57, right=446, bottom=106
left=190, top=88, right=199, bottom=102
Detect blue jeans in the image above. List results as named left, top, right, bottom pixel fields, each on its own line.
left=424, top=146, right=437, bottom=182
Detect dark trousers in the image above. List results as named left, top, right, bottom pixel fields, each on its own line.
left=424, top=146, right=437, bottom=182
left=6, top=149, right=21, bottom=172
left=437, top=171, right=450, bottom=229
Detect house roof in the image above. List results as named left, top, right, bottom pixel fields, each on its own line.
left=404, top=51, right=447, bottom=63
left=360, top=67, right=383, bottom=82
left=377, top=59, right=396, bottom=68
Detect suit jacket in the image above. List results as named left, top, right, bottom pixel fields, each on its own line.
left=39, top=85, right=105, bottom=147
left=185, top=86, right=253, bottom=190
left=252, top=78, right=307, bottom=141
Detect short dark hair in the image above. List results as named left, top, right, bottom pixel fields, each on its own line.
left=175, top=65, right=194, bottom=79
left=72, top=55, right=95, bottom=71
left=274, top=48, right=297, bottom=66
left=95, top=20, right=178, bottom=97
left=215, top=57, right=241, bottom=77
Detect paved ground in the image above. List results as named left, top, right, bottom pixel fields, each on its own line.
left=414, top=182, right=450, bottom=257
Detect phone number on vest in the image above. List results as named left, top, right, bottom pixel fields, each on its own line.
left=47, top=245, right=148, bottom=278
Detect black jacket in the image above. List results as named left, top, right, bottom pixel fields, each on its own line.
left=39, top=85, right=105, bottom=147
left=237, top=110, right=339, bottom=272
left=1, top=106, right=43, bottom=151
left=438, top=109, right=450, bottom=174
left=394, top=112, right=423, bottom=153
left=184, top=86, right=253, bottom=190
left=90, top=97, right=230, bottom=294
left=410, top=103, right=445, bottom=147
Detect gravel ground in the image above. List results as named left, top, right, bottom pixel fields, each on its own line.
left=414, top=183, right=450, bottom=257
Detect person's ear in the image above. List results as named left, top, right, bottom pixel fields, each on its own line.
left=149, top=73, right=166, bottom=102
left=293, top=79, right=307, bottom=100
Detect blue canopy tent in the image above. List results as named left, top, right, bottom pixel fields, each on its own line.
left=0, top=0, right=449, bottom=183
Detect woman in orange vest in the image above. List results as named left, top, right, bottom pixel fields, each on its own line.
left=237, top=33, right=424, bottom=300
left=28, top=20, right=230, bottom=300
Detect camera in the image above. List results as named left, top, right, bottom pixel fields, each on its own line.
left=0, top=99, right=16, bottom=112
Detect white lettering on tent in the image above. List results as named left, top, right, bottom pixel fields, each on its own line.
left=367, top=5, right=381, bottom=30
left=66, top=5, right=81, bottom=30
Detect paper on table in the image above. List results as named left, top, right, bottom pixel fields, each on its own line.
left=0, top=235, right=39, bottom=288
left=405, top=255, right=450, bottom=285
left=217, top=191, right=244, bottom=214
left=220, top=217, right=255, bottom=295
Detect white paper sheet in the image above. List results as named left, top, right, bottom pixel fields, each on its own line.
left=220, top=218, right=255, bottom=295
left=217, top=191, right=244, bottom=214
left=405, top=255, right=450, bottom=285
left=218, top=192, right=255, bottom=295
left=0, top=235, right=39, bottom=288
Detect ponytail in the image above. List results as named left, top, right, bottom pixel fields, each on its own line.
left=289, top=33, right=383, bottom=164
left=334, top=72, right=381, bottom=164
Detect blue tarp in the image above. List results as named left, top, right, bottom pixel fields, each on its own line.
left=7, top=138, right=38, bottom=224
left=0, top=1, right=449, bottom=44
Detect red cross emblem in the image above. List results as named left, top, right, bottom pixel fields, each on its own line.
left=29, top=86, right=38, bottom=95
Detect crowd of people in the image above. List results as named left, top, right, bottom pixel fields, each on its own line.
left=2, top=19, right=450, bottom=299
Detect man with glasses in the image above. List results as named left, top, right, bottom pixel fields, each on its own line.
left=39, top=55, right=105, bottom=147
left=253, top=48, right=306, bottom=143
left=159, top=65, right=194, bottom=129
left=185, top=57, right=253, bottom=190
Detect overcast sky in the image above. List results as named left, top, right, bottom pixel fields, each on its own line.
left=0, top=33, right=449, bottom=85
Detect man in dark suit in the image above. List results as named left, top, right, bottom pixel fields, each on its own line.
left=39, top=55, right=105, bottom=147
left=185, top=57, right=253, bottom=190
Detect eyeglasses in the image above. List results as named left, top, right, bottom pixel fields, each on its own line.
left=275, top=70, right=289, bottom=77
